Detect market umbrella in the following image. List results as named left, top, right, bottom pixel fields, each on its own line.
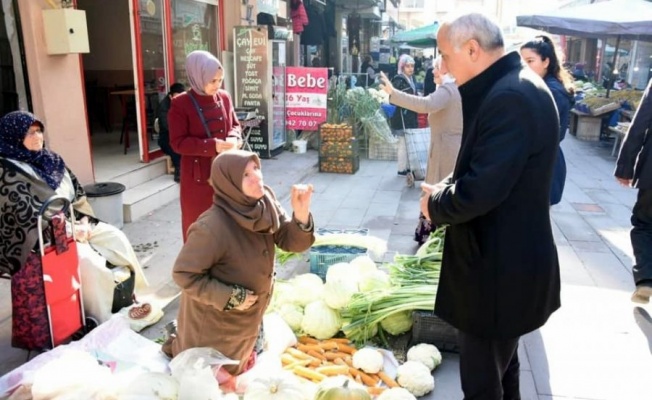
left=516, top=0, right=652, bottom=96
left=390, top=22, right=439, bottom=48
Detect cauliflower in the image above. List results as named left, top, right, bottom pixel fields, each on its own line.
left=396, top=361, right=435, bottom=397
left=376, top=387, right=417, bottom=400
left=406, top=343, right=442, bottom=371
left=352, top=348, right=384, bottom=374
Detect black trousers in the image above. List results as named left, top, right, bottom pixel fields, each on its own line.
left=458, top=331, right=520, bottom=400
left=158, top=132, right=180, bottom=178
left=632, top=188, right=652, bottom=284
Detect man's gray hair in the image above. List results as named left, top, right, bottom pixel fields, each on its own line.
left=442, top=13, right=504, bottom=52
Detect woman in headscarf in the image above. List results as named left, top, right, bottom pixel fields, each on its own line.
left=390, top=54, right=419, bottom=175
left=162, top=150, right=314, bottom=387
left=380, top=57, right=463, bottom=244
left=0, top=111, right=149, bottom=326
left=169, top=50, right=242, bottom=241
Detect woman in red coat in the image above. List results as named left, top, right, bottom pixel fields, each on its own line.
left=169, top=51, right=242, bottom=241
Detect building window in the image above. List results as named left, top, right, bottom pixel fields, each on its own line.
left=171, top=0, right=220, bottom=87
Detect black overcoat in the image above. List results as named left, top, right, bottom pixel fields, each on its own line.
left=428, top=52, right=561, bottom=339
left=615, top=78, right=652, bottom=189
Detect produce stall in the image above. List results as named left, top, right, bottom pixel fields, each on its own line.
left=0, top=230, right=451, bottom=400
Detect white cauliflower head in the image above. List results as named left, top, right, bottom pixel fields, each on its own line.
left=376, top=387, right=417, bottom=400
left=352, top=347, right=384, bottom=374
left=406, top=343, right=442, bottom=371
left=396, top=361, right=435, bottom=397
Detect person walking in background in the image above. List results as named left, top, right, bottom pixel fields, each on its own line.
left=521, top=35, right=574, bottom=206
left=157, top=83, right=185, bottom=183
left=360, top=55, right=377, bottom=87
left=420, top=13, right=561, bottom=398
left=379, top=56, right=462, bottom=244
left=162, top=150, right=314, bottom=390
left=389, top=54, right=419, bottom=175
left=169, top=50, right=242, bottom=242
left=614, top=77, right=652, bottom=304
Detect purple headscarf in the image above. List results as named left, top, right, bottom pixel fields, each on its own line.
left=185, top=50, right=223, bottom=95
left=0, top=111, right=65, bottom=190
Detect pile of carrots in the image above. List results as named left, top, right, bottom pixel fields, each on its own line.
left=282, top=336, right=399, bottom=396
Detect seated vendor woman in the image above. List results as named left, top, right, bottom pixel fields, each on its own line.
left=0, top=111, right=149, bottom=324
left=162, top=150, right=315, bottom=387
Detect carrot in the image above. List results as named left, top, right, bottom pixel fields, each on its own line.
left=317, top=341, right=340, bottom=351
left=315, top=365, right=349, bottom=376
left=334, top=358, right=362, bottom=380
left=293, top=366, right=327, bottom=382
left=297, top=344, right=324, bottom=354
left=356, top=370, right=379, bottom=387
left=298, top=336, right=319, bottom=345
left=367, top=386, right=386, bottom=396
left=323, top=351, right=351, bottom=361
left=377, top=371, right=399, bottom=388
left=327, top=337, right=352, bottom=344
left=307, top=349, right=327, bottom=361
left=337, top=343, right=358, bottom=354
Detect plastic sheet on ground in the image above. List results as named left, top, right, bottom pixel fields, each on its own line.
left=0, top=315, right=168, bottom=397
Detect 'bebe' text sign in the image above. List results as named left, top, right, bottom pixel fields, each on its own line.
left=285, top=67, right=328, bottom=131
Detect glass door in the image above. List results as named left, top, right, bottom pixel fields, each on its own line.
left=170, top=0, right=220, bottom=88
left=132, top=0, right=169, bottom=162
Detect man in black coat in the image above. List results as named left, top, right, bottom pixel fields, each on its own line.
left=614, top=77, right=652, bottom=303
left=420, top=13, right=561, bottom=399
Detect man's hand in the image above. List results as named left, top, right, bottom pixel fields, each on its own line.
left=378, top=71, right=394, bottom=95
left=616, top=177, right=632, bottom=187
left=420, top=182, right=447, bottom=221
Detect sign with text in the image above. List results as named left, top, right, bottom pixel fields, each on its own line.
left=234, top=26, right=270, bottom=157
left=285, top=67, right=328, bottom=131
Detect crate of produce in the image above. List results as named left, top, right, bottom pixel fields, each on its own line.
left=319, top=155, right=359, bottom=174
left=320, top=123, right=354, bottom=142
left=320, top=138, right=359, bottom=158
left=411, top=310, right=459, bottom=353
left=310, top=228, right=368, bottom=280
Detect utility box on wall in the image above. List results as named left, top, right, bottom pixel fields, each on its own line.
left=42, top=9, right=89, bottom=55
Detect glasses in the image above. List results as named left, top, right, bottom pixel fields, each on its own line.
left=26, top=128, right=43, bottom=136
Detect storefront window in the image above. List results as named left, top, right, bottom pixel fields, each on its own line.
left=171, top=0, right=219, bottom=87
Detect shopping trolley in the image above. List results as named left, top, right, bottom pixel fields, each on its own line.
left=10, top=196, right=94, bottom=354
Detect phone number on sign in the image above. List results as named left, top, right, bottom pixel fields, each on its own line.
left=287, top=119, right=319, bottom=128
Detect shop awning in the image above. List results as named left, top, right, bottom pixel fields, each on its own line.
left=390, top=23, right=439, bottom=48
left=516, top=0, right=652, bottom=41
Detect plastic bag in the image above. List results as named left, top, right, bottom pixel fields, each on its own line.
left=168, top=347, right=239, bottom=399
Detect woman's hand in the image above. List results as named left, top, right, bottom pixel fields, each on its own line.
left=234, top=290, right=258, bottom=311
left=216, top=138, right=238, bottom=153
left=291, top=184, right=314, bottom=224
left=74, top=216, right=92, bottom=243
left=378, top=71, right=394, bottom=95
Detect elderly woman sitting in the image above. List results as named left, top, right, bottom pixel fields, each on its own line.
left=0, top=111, right=149, bottom=329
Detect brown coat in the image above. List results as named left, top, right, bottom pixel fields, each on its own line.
left=390, top=82, right=463, bottom=184
left=171, top=198, right=314, bottom=375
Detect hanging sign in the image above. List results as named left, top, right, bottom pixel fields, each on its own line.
left=285, top=67, right=328, bottom=131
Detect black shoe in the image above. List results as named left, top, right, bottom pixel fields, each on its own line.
left=173, top=175, right=180, bottom=183
left=398, top=169, right=409, bottom=176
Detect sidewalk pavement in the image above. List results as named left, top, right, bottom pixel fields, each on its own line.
left=2, top=135, right=652, bottom=400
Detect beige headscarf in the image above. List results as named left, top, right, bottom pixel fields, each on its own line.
left=210, top=150, right=280, bottom=234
